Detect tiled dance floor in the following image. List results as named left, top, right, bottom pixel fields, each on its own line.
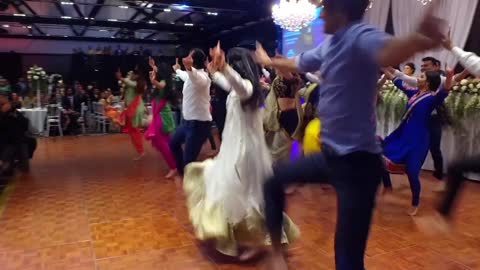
left=1, top=134, right=480, bottom=269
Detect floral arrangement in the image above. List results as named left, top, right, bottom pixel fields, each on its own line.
left=445, top=78, right=480, bottom=119
left=380, top=78, right=480, bottom=124
left=27, top=65, right=48, bottom=92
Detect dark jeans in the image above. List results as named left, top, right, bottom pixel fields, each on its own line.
left=264, top=145, right=383, bottom=270
left=169, top=120, right=212, bottom=175
left=429, top=115, right=444, bottom=180
left=438, top=155, right=480, bottom=218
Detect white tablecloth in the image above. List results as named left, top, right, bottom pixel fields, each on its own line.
left=19, top=108, right=47, bottom=134
left=377, top=108, right=480, bottom=181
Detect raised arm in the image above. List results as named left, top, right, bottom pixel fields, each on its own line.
left=222, top=65, right=253, bottom=99
left=393, top=69, right=418, bottom=87
left=211, top=72, right=232, bottom=92
left=443, top=30, right=480, bottom=77
left=376, top=2, right=446, bottom=67
left=186, top=68, right=210, bottom=88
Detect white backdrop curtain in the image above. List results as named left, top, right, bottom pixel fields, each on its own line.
left=392, top=0, right=479, bottom=73
left=364, top=0, right=391, bottom=30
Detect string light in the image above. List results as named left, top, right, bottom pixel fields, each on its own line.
left=272, top=0, right=316, bottom=32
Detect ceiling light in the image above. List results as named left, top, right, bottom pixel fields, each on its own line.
left=99, top=29, right=108, bottom=32
left=64, top=35, right=68, bottom=37
left=61, top=1, right=74, bottom=5
left=178, top=4, right=189, bottom=9
left=184, top=23, right=194, bottom=26
left=2, top=24, right=9, bottom=28
left=46, top=34, right=50, bottom=36
left=146, top=3, right=153, bottom=8
left=27, top=25, right=32, bottom=29
left=14, top=13, right=26, bottom=16
left=148, top=21, right=156, bottom=24
left=61, top=16, right=72, bottom=19
left=84, top=17, right=89, bottom=19
left=90, top=17, right=95, bottom=20
left=108, top=19, right=118, bottom=22
left=111, top=36, right=115, bottom=38
left=119, top=5, right=129, bottom=9
left=152, top=39, right=157, bottom=40
left=140, top=2, right=147, bottom=7
left=207, top=12, right=218, bottom=16
left=163, top=8, right=171, bottom=12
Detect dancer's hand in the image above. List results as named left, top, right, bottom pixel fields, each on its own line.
left=416, top=1, right=446, bottom=50
left=149, top=57, right=158, bottom=73
left=172, top=58, right=181, bottom=71
left=206, top=60, right=216, bottom=74
left=183, top=53, right=194, bottom=71
left=255, top=42, right=272, bottom=66
left=445, top=67, right=455, bottom=90
left=442, top=28, right=453, bottom=51
left=149, top=70, right=156, bottom=83
left=209, top=41, right=226, bottom=71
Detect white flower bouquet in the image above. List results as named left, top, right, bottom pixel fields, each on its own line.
left=27, top=65, right=48, bottom=107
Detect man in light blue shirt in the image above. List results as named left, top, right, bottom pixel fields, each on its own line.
left=257, top=0, right=448, bottom=269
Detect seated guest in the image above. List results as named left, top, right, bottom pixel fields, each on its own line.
left=61, top=88, right=82, bottom=134
left=99, top=90, right=122, bottom=125
left=0, top=76, right=11, bottom=96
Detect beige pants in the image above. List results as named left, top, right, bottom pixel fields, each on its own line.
left=265, top=130, right=293, bottom=164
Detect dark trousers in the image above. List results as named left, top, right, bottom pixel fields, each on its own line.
left=429, top=115, right=444, bottom=179
left=264, top=145, right=383, bottom=270
left=212, top=100, right=226, bottom=141
left=438, top=155, right=480, bottom=218
left=169, top=120, right=212, bottom=175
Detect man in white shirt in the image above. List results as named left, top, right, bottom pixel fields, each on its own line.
left=169, top=49, right=212, bottom=177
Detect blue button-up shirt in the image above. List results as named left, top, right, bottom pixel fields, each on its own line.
left=296, top=22, right=390, bottom=155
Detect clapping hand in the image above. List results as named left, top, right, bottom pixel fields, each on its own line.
left=172, top=58, right=181, bottom=72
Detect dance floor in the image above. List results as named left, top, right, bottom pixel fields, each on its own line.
left=1, top=134, right=480, bottom=270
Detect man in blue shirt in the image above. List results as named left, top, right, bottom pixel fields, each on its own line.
left=256, top=0, right=447, bottom=269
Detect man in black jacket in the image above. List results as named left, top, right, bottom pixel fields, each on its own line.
left=0, top=93, right=36, bottom=178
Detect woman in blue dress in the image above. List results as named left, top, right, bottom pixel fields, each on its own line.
left=382, top=69, right=454, bottom=216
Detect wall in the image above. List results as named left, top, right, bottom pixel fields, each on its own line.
left=0, top=38, right=176, bottom=55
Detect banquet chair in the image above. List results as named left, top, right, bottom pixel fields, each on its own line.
left=77, top=103, right=88, bottom=135
left=95, top=102, right=109, bottom=134
left=45, top=104, right=63, bottom=137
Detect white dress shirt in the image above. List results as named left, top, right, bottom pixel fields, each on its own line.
left=176, top=68, right=212, bottom=121
left=452, top=47, right=480, bottom=77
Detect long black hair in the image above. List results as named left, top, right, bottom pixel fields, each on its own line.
left=425, top=71, right=441, bottom=91
left=151, top=60, right=177, bottom=106
left=226, top=47, right=263, bottom=110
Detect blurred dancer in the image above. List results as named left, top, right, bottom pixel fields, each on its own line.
left=116, top=68, right=147, bottom=160
left=184, top=44, right=298, bottom=260
left=147, top=57, right=177, bottom=178
left=256, top=0, right=447, bottom=269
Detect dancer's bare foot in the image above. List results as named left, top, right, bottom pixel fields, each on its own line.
left=133, top=152, right=145, bottom=161
left=408, top=206, right=419, bottom=216
left=165, top=169, right=177, bottom=179
left=267, top=251, right=288, bottom=270
left=414, top=212, right=451, bottom=235
left=238, top=247, right=262, bottom=261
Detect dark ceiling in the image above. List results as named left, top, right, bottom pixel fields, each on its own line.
left=0, top=0, right=274, bottom=44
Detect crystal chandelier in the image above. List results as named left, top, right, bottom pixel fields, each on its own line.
left=418, top=0, right=433, bottom=5
left=272, top=0, right=317, bottom=32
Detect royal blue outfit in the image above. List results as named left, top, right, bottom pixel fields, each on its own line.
left=383, top=78, right=449, bottom=206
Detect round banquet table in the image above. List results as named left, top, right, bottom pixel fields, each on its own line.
left=18, top=108, right=48, bottom=134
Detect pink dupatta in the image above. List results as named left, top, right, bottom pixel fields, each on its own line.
left=144, top=98, right=168, bottom=140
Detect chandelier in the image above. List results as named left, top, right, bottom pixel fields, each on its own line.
left=418, top=0, right=433, bottom=5
left=272, top=0, right=317, bottom=32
